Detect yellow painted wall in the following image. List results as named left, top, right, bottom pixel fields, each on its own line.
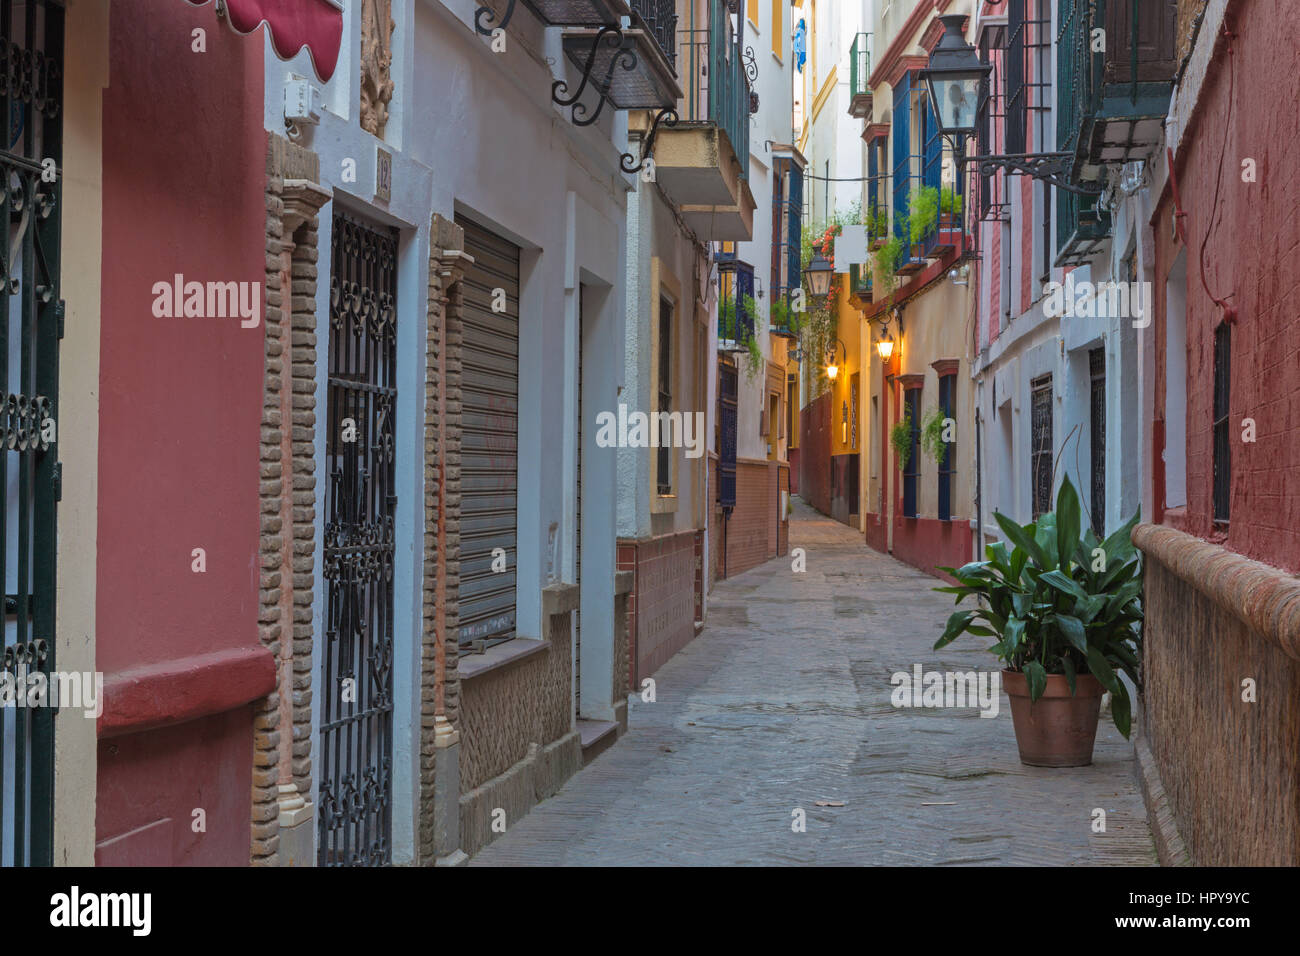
left=864, top=278, right=975, bottom=524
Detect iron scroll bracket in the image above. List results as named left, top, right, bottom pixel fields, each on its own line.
left=965, top=152, right=1104, bottom=196
left=551, top=25, right=638, bottom=127
left=620, top=106, right=678, bottom=175
left=474, top=0, right=517, bottom=36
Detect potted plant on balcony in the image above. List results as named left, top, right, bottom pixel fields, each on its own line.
left=769, top=295, right=799, bottom=337
left=867, top=207, right=891, bottom=249
left=933, top=476, right=1142, bottom=767
left=939, top=187, right=963, bottom=230
left=718, top=292, right=755, bottom=353
left=907, top=186, right=940, bottom=257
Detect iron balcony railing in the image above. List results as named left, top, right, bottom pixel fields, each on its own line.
left=716, top=252, right=756, bottom=346
left=630, top=0, right=678, bottom=69
left=1056, top=0, right=1103, bottom=162
left=849, top=263, right=872, bottom=299
left=772, top=155, right=803, bottom=320
left=891, top=71, right=938, bottom=273
left=676, top=0, right=752, bottom=180
left=1057, top=0, right=1177, bottom=167
left=850, top=32, right=871, bottom=100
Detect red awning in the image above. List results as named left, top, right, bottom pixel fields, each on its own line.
left=186, top=0, right=343, bottom=82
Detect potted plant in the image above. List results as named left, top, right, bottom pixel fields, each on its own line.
left=718, top=292, right=755, bottom=353
left=868, top=207, right=890, bottom=249
left=769, top=295, right=799, bottom=336
left=933, top=476, right=1143, bottom=767
left=939, top=187, right=963, bottom=229
left=907, top=186, right=940, bottom=257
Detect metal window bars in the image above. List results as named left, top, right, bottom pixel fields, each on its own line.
left=1, top=0, right=62, bottom=870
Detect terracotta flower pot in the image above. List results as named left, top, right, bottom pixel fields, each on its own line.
left=1002, top=668, right=1103, bottom=767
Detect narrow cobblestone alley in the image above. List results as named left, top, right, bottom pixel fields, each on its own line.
left=472, top=500, right=1156, bottom=866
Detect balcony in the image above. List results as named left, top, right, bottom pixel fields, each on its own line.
left=1058, top=0, right=1177, bottom=179
left=771, top=147, right=805, bottom=328
left=519, top=0, right=628, bottom=25
left=644, top=0, right=756, bottom=240
left=849, top=263, right=872, bottom=306
left=716, top=252, right=756, bottom=351
left=848, top=32, right=873, bottom=118
left=1055, top=187, right=1112, bottom=268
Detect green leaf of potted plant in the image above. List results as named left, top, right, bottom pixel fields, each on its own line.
left=890, top=405, right=914, bottom=469
left=938, top=187, right=963, bottom=229
left=933, top=475, right=1143, bottom=767
left=920, top=406, right=949, bottom=463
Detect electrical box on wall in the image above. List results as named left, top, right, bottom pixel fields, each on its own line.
left=284, top=74, right=321, bottom=128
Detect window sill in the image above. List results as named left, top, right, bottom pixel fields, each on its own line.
left=459, top=637, right=550, bottom=682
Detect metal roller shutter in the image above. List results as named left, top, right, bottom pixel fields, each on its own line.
left=456, top=216, right=520, bottom=646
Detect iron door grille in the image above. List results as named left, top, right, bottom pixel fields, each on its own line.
left=902, top=388, right=920, bottom=518
left=1031, top=374, right=1053, bottom=519
left=320, top=212, right=398, bottom=867
left=656, top=297, right=672, bottom=495
left=2, top=0, right=62, bottom=870
left=1089, top=348, right=1106, bottom=537
left=456, top=217, right=519, bottom=646
left=937, top=373, right=955, bottom=521
left=717, top=359, right=737, bottom=509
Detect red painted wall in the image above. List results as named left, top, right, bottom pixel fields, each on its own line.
left=890, top=517, right=970, bottom=583
left=96, top=0, right=267, bottom=865
left=1153, top=0, right=1300, bottom=572
left=798, top=392, right=831, bottom=515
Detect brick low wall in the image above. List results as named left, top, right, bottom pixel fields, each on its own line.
left=722, top=459, right=785, bottom=579
left=1135, top=523, right=1300, bottom=865
left=619, top=529, right=702, bottom=689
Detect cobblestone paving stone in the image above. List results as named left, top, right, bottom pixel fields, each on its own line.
left=471, top=500, right=1157, bottom=866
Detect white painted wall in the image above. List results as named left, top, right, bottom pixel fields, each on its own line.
left=263, top=0, right=630, bottom=860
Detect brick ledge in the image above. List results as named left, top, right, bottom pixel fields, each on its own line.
left=1132, top=523, right=1300, bottom=661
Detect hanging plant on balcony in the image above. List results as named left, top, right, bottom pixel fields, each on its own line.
left=890, top=405, right=914, bottom=469
left=872, top=234, right=904, bottom=304
left=743, top=333, right=764, bottom=382
left=933, top=476, right=1144, bottom=767
left=797, top=203, right=864, bottom=397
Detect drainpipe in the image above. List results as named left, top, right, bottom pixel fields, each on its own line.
left=974, top=405, right=984, bottom=563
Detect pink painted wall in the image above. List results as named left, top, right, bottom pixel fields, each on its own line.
left=95, top=0, right=267, bottom=865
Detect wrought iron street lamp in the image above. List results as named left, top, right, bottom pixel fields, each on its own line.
left=920, top=14, right=1100, bottom=196
left=825, top=337, right=847, bottom=381
left=919, top=15, right=989, bottom=138
left=875, top=313, right=896, bottom=362
left=806, top=252, right=833, bottom=301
